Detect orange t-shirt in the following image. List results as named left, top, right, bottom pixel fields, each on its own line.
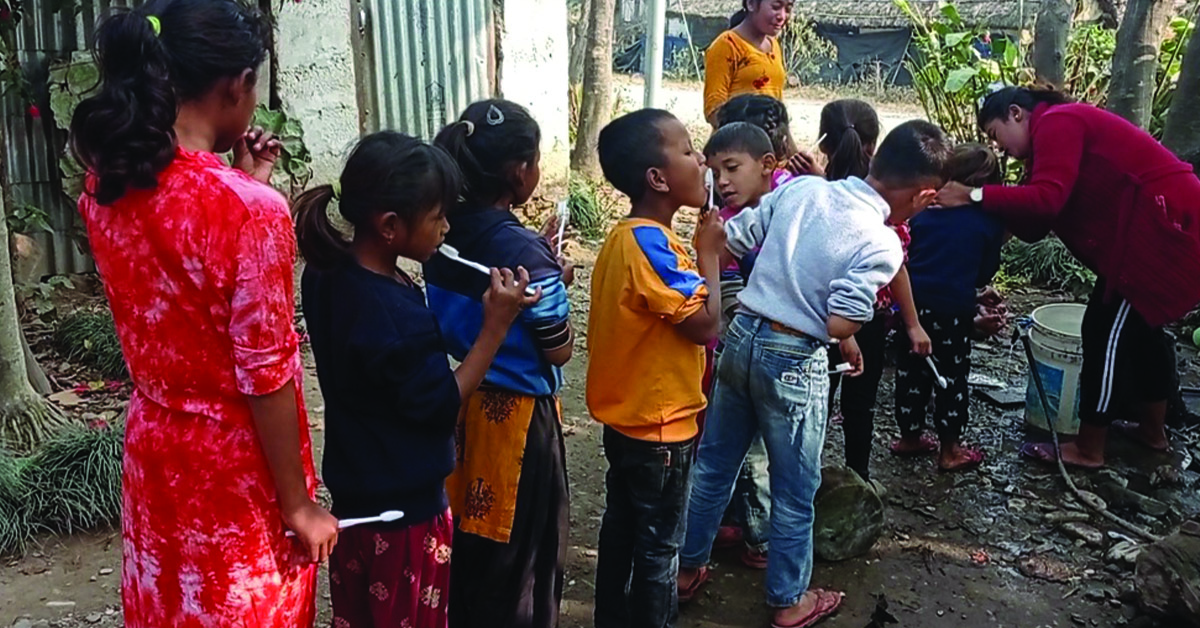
left=585, top=219, right=708, bottom=443
left=703, top=30, right=786, bottom=119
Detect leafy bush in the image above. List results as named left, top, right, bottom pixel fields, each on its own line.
left=568, top=177, right=616, bottom=240
left=1063, top=23, right=1117, bottom=106
left=1000, top=237, right=1096, bottom=295
left=778, top=17, right=836, bottom=84
left=0, top=448, right=33, bottom=556
left=54, top=309, right=128, bottom=380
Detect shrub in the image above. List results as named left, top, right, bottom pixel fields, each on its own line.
left=25, top=423, right=124, bottom=535
left=568, top=177, right=616, bottom=241
left=1000, top=237, right=1096, bottom=295
left=54, top=309, right=128, bottom=380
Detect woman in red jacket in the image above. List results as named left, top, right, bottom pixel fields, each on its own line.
left=938, top=86, right=1200, bottom=469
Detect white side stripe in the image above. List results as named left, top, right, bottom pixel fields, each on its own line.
left=1097, top=300, right=1131, bottom=413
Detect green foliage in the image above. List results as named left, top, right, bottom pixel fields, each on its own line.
left=18, top=275, right=72, bottom=320
left=54, top=309, right=128, bottom=380
left=1063, top=23, right=1117, bottom=106
left=0, top=448, right=32, bottom=556
left=778, top=17, right=836, bottom=83
left=5, top=203, right=52, bottom=235
left=1150, top=15, right=1196, bottom=139
left=893, top=0, right=1034, bottom=143
left=1000, top=237, right=1096, bottom=295
left=252, top=106, right=314, bottom=196
left=568, top=177, right=615, bottom=240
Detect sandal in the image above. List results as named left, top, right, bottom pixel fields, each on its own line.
left=1111, top=420, right=1171, bottom=452
left=714, top=525, right=743, bottom=550
left=771, top=589, right=844, bottom=628
left=1019, top=442, right=1103, bottom=470
left=938, top=447, right=985, bottom=473
left=889, top=433, right=938, bottom=457
left=677, top=566, right=711, bottom=603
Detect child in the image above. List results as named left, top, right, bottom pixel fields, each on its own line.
left=294, top=132, right=538, bottom=628
left=716, top=93, right=798, bottom=188
left=700, top=121, right=779, bottom=571
left=813, top=99, right=931, bottom=485
left=70, top=1, right=337, bottom=625
left=425, top=100, right=573, bottom=628
left=678, top=121, right=952, bottom=628
left=894, top=144, right=1007, bottom=472
left=589, top=109, right=725, bottom=628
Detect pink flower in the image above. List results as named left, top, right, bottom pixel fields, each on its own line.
left=28, top=104, right=41, bottom=119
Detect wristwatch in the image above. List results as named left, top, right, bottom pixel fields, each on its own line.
left=969, top=187, right=984, bottom=204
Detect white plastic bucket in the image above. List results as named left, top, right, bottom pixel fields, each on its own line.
left=1025, top=303, right=1087, bottom=435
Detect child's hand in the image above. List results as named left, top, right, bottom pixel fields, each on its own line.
left=694, top=209, right=727, bottom=260
left=283, top=499, right=339, bottom=564
left=907, top=324, right=933, bottom=356
left=233, top=127, right=283, bottom=185
left=787, top=150, right=824, bottom=178
left=558, top=256, right=576, bottom=288
left=482, top=267, right=541, bottom=329
left=839, top=335, right=864, bottom=377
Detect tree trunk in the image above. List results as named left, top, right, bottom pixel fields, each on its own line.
left=569, top=0, right=615, bottom=177
left=1107, top=0, right=1172, bottom=129
left=0, top=118, right=67, bottom=452
left=10, top=233, right=52, bottom=396
left=1162, top=7, right=1200, bottom=167
left=568, top=0, right=593, bottom=86
left=1032, top=0, right=1073, bottom=87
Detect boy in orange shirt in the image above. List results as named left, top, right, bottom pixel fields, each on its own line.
left=587, top=109, right=725, bottom=628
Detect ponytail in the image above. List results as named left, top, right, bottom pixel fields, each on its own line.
left=434, top=99, right=540, bottom=209
left=729, top=1, right=751, bottom=28
left=978, top=86, right=1073, bottom=127
left=292, top=185, right=349, bottom=269
left=69, top=0, right=270, bottom=206
left=818, top=99, right=881, bottom=181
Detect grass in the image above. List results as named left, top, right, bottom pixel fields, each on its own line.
left=1000, top=237, right=1096, bottom=296
left=54, top=309, right=128, bottom=380
left=568, top=177, right=618, bottom=241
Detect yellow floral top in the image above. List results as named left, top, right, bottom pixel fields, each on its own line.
left=703, top=30, right=786, bottom=119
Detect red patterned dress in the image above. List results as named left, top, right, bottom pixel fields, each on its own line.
left=79, top=148, right=318, bottom=628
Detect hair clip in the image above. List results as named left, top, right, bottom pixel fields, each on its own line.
left=146, top=15, right=162, bottom=36
left=486, top=104, right=505, bottom=126
left=331, top=180, right=342, bottom=200
left=461, top=120, right=475, bottom=136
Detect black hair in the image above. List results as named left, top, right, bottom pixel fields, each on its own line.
left=69, top=0, right=271, bottom=205
left=819, top=99, right=881, bottom=181
left=704, top=122, right=773, bottom=160
left=978, top=86, right=1073, bottom=127
left=946, top=143, right=1004, bottom=187
left=729, top=1, right=752, bottom=28
left=433, top=99, right=541, bottom=208
left=293, top=132, right=462, bottom=269
left=598, top=108, right=677, bottom=202
left=716, top=93, right=794, bottom=159
left=869, top=120, right=953, bottom=187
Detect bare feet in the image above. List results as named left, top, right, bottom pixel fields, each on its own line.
left=1112, top=420, right=1170, bottom=451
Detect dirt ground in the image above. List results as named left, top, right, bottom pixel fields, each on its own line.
left=5, top=90, right=1200, bottom=628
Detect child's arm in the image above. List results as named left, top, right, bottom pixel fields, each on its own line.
left=455, top=268, right=540, bottom=398
left=828, top=244, right=904, bottom=340
left=724, top=188, right=780, bottom=261
left=676, top=210, right=725, bottom=344
left=890, top=265, right=932, bottom=356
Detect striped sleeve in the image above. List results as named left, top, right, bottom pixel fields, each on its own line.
left=629, top=225, right=707, bottom=324
left=521, top=274, right=572, bottom=351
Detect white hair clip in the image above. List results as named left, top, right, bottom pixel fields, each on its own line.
left=977, top=82, right=1009, bottom=108
left=486, top=104, right=505, bottom=126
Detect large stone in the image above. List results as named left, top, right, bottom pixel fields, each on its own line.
left=812, top=465, right=884, bottom=561
left=1135, top=520, right=1200, bottom=626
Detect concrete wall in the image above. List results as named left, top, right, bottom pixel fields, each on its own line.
left=275, top=1, right=359, bottom=186
left=500, top=0, right=571, bottom=198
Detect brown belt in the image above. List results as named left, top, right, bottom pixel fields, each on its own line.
left=768, top=321, right=811, bottom=339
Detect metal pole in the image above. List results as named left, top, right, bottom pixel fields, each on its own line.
left=644, top=0, right=666, bottom=108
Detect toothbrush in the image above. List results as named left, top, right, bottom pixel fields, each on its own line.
left=554, top=200, right=569, bottom=257
left=926, top=356, right=949, bottom=389
left=829, top=362, right=852, bottom=375
left=705, top=169, right=715, bottom=212
left=439, top=244, right=537, bottom=296
left=286, top=510, right=404, bottom=536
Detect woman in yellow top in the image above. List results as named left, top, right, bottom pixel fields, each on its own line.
left=703, top=0, right=792, bottom=125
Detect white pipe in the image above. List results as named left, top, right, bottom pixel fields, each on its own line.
left=644, top=0, right=667, bottom=108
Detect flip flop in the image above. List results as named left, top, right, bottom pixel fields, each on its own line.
left=677, top=566, right=711, bottom=603
left=889, top=433, right=938, bottom=457
left=714, top=525, right=743, bottom=550
left=1019, top=442, right=1103, bottom=470
left=938, top=447, right=985, bottom=473
left=1111, top=420, right=1171, bottom=452
left=771, top=589, right=844, bottom=628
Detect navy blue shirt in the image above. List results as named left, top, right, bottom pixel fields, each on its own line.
left=907, top=206, right=1006, bottom=316
left=423, top=206, right=570, bottom=397
left=302, top=262, right=460, bottom=523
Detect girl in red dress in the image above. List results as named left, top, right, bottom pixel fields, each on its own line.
left=70, top=1, right=338, bottom=626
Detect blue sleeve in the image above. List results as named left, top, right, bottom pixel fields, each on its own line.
left=631, top=225, right=704, bottom=298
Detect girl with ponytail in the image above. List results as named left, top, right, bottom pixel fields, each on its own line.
left=71, top=1, right=338, bottom=626
left=426, top=100, right=573, bottom=628
left=296, top=131, right=537, bottom=628
left=704, top=1, right=793, bottom=126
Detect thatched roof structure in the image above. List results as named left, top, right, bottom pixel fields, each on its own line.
left=669, top=0, right=1043, bottom=30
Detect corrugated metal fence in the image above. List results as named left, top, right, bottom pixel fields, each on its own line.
left=354, top=0, right=495, bottom=138
left=4, top=0, right=145, bottom=277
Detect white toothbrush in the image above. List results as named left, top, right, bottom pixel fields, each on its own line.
left=286, top=509, right=404, bottom=536
left=810, top=133, right=827, bottom=154
left=829, top=363, right=852, bottom=375
left=555, top=200, right=569, bottom=257
left=439, top=244, right=537, bottom=296
left=926, top=356, right=949, bottom=389
left=705, top=169, right=715, bottom=211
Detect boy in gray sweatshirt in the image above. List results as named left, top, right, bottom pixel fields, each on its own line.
left=677, top=120, right=952, bottom=628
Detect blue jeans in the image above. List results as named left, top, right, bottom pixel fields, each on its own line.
left=730, top=436, right=771, bottom=551
left=595, top=427, right=693, bottom=628
left=681, top=313, right=830, bottom=608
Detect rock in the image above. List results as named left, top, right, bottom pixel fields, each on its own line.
left=85, top=613, right=101, bottom=624
left=1094, top=482, right=1170, bottom=517
left=13, top=619, right=34, bottom=628
left=812, top=465, right=884, bottom=562
left=1062, top=522, right=1106, bottom=547
left=1108, top=541, right=1142, bottom=567
left=1135, top=520, right=1200, bottom=626
left=98, top=568, right=113, bottom=576
left=1084, top=584, right=1118, bottom=602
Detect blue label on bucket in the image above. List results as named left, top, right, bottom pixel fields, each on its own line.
left=1024, top=362, right=1079, bottom=431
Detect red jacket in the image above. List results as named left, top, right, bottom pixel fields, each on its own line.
left=983, top=103, right=1200, bottom=327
